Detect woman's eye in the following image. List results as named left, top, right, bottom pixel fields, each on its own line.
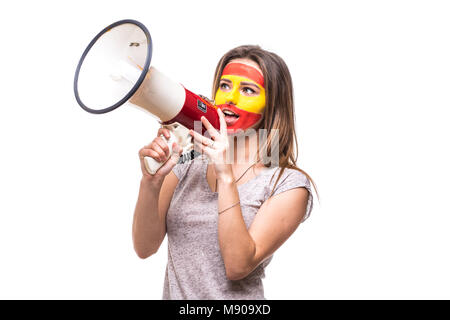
left=220, top=83, right=230, bottom=90
left=242, top=87, right=256, bottom=95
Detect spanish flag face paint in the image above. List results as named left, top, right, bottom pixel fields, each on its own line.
left=214, top=62, right=266, bottom=133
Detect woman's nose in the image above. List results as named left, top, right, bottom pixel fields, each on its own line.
left=225, top=87, right=239, bottom=105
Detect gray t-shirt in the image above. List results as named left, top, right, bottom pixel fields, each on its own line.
left=163, top=155, right=313, bottom=300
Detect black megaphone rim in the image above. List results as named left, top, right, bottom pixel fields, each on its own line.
left=73, top=19, right=152, bottom=114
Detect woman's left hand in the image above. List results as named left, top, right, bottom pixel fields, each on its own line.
left=189, top=108, right=233, bottom=179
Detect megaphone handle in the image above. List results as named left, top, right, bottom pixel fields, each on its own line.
left=143, top=130, right=177, bottom=175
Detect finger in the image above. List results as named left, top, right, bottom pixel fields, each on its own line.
left=172, top=142, right=183, bottom=156
left=193, top=140, right=211, bottom=157
left=157, top=127, right=171, bottom=139
left=155, top=142, right=184, bottom=176
left=157, top=127, right=171, bottom=140
left=166, top=142, right=182, bottom=165
left=217, top=108, right=228, bottom=136
left=150, top=142, right=166, bottom=162
left=189, top=129, right=214, bottom=146
left=200, top=116, right=219, bottom=140
left=153, top=136, right=170, bottom=158
left=141, top=148, right=163, bottom=162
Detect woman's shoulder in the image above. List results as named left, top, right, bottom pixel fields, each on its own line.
left=266, top=166, right=311, bottom=190
left=253, top=165, right=310, bottom=196
left=171, top=152, right=205, bottom=181
left=263, top=166, right=314, bottom=219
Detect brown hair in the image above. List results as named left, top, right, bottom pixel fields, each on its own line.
left=212, top=45, right=318, bottom=198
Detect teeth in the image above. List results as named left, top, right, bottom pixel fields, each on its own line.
left=223, top=110, right=238, bottom=117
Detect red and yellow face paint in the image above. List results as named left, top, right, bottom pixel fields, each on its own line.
left=214, top=62, right=266, bottom=133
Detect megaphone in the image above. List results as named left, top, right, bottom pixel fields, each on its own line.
left=74, top=19, right=219, bottom=174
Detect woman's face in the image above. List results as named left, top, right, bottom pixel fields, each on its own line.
left=214, top=58, right=266, bottom=134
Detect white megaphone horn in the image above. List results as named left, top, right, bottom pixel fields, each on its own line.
left=74, top=19, right=220, bottom=174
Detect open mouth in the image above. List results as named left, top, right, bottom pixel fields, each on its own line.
left=220, top=105, right=240, bottom=118
left=222, top=108, right=240, bottom=118
left=217, top=104, right=242, bottom=127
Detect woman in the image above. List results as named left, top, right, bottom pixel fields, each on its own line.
left=132, top=45, right=314, bottom=299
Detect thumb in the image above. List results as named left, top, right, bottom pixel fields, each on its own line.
left=157, top=142, right=182, bottom=175
left=169, top=142, right=183, bottom=164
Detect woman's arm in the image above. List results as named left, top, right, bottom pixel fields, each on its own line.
left=190, top=109, right=309, bottom=280
left=216, top=177, right=309, bottom=280
left=132, top=172, right=178, bottom=259
left=132, top=127, right=182, bottom=259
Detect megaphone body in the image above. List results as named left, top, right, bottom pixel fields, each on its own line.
left=74, top=19, right=219, bottom=174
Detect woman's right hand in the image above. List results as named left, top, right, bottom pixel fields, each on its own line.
left=138, top=127, right=182, bottom=181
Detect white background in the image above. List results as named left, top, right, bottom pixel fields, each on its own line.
left=0, top=0, right=449, bottom=299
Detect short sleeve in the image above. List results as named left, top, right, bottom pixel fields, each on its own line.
left=268, top=168, right=314, bottom=221
left=172, top=162, right=191, bottom=181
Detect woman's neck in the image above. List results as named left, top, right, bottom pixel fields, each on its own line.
left=207, top=130, right=264, bottom=190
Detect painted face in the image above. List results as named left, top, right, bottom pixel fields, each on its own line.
left=214, top=62, right=266, bottom=133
